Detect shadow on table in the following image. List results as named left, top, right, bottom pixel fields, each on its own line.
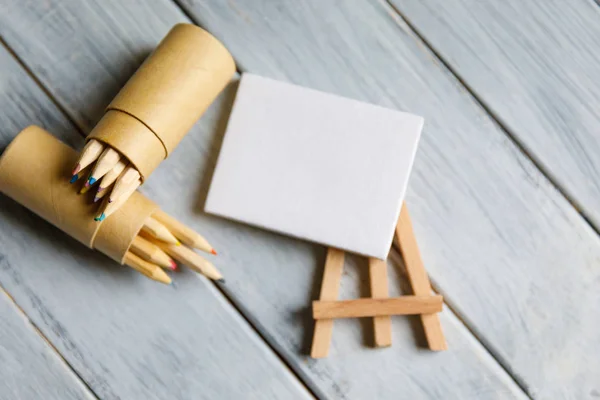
left=0, top=194, right=134, bottom=281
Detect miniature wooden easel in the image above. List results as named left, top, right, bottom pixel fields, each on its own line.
left=311, top=203, right=447, bottom=358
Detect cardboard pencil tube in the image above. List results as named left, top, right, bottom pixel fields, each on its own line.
left=0, top=126, right=157, bottom=263
left=88, top=23, right=236, bottom=180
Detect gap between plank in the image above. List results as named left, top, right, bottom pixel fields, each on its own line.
left=172, top=0, right=242, bottom=77
left=167, top=3, right=322, bottom=396
left=388, top=247, right=534, bottom=399
left=382, top=0, right=600, bottom=240
left=171, top=1, right=533, bottom=398
left=212, top=281, right=322, bottom=399
left=0, top=38, right=85, bottom=137
left=380, top=0, right=550, bottom=397
left=0, top=22, right=319, bottom=400
left=0, top=283, right=100, bottom=399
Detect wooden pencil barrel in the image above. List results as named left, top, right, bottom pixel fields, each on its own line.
left=87, top=23, right=236, bottom=180
left=0, top=126, right=157, bottom=263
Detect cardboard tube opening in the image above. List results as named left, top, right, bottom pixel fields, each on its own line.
left=0, top=126, right=157, bottom=263
left=87, top=110, right=165, bottom=180
left=88, top=23, right=236, bottom=180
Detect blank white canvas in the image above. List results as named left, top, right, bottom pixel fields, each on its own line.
left=205, top=73, right=424, bottom=259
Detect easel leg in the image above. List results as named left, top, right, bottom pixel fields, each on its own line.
left=311, top=248, right=345, bottom=358
left=368, top=258, right=392, bottom=347
left=396, top=203, right=447, bottom=351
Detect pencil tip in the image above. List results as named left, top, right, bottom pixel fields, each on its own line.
left=72, top=164, right=80, bottom=176
left=176, top=241, right=182, bottom=246
left=211, top=249, right=217, bottom=255
left=88, top=177, right=96, bottom=185
left=69, top=175, right=78, bottom=184
left=94, top=213, right=106, bottom=222
left=217, top=278, right=225, bottom=284
left=169, top=260, right=177, bottom=271
left=93, top=196, right=101, bottom=203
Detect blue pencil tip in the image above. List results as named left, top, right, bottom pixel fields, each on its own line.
left=69, top=175, right=78, bottom=184
left=88, top=177, right=97, bottom=185
left=94, top=213, right=105, bottom=222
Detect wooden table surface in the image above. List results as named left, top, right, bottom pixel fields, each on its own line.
left=0, top=1, right=597, bottom=399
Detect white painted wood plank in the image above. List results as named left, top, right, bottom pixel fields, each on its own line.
left=162, top=1, right=600, bottom=398
left=390, top=0, right=600, bottom=231
left=0, top=1, right=527, bottom=399
left=0, top=0, right=591, bottom=398
left=0, top=290, right=95, bottom=400
left=0, top=0, right=188, bottom=130
left=0, top=46, right=92, bottom=400
left=0, top=36, right=311, bottom=400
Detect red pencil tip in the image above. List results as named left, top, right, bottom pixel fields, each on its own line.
left=169, top=260, right=178, bottom=271
left=211, top=249, right=217, bottom=255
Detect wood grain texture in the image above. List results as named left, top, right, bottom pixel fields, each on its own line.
left=0, top=0, right=590, bottom=398
left=368, top=258, right=392, bottom=347
left=170, top=0, right=600, bottom=398
left=311, top=248, right=345, bottom=358
left=0, top=290, right=95, bottom=400
left=0, top=1, right=528, bottom=398
left=390, top=0, right=600, bottom=233
left=0, top=17, right=311, bottom=400
left=396, top=204, right=446, bottom=351
left=313, top=296, right=443, bottom=319
left=0, top=0, right=544, bottom=398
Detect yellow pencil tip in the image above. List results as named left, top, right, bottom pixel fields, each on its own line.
left=156, top=271, right=172, bottom=285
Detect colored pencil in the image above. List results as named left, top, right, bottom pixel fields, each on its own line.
left=152, top=210, right=217, bottom=254
left=93, top=185, right=109, bottom=203
left=86, top=148, right=121, bottom=187
left=94, top=178, right=140, bottom=221
left=97, top=159, right=127, bottom=194
left=79, top=167, right=98, bottom=194
left=72, top=139, right=104, bottom=176
left=69, top=164, right=91, bottom=185
left=140, top=216, right=180, bottom=244
left=109, top=165, right=140, bottom=203
left=130, top=236, right=177, bottom=270
left=148, top=236, right=223, bottom=281
left=124, top=251, right=171, bottom=284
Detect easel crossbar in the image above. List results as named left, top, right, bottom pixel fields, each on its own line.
left=310, top=202, right=447, bottom=358
left=313, top=296, right=443, bottom=319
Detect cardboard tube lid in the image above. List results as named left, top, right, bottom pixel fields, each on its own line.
left=89, top=23, right=235, bottom=179
left=87, top=110, right=164, bottom=180
left=0, top=126, right=157, bottom=263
